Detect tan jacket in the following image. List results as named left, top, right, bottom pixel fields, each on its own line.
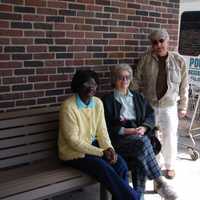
left=131, top=51, right=188, bottom=111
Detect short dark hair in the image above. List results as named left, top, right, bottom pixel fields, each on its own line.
left=71, top=70, right=99, bottom=93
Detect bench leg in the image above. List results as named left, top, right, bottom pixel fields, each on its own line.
left=100, top=184, right=111, bottom=200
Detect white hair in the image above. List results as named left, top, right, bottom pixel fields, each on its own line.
left=110, top=64, right=133, bottom=87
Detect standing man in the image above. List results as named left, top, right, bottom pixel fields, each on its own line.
left=131, top=29, right=188, bottom=179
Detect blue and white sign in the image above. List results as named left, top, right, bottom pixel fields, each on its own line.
left=184, top=56, right=200, bottom=87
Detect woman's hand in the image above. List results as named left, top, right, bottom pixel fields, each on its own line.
left=124, top=126, right=147, bottom=136
left=103, top=148, right=118, bottom=164
left=135, top=126, right=147, bottom=136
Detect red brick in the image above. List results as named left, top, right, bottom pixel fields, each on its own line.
left=16, top=99, right=36, bottom=106
left=65, top=17, right=84, bottom=24
left=28, top=75, right=48, bottom=82
left=0, top=29, right=23, bottom=37
left=47, top=1, right=67, bottom=8
left=68, top=46, right=85, bottom=52
left=85, top=59, right=102, bottom=65
left=75, top=52, right=91, bottom=59
left=66, top=31, right=84, bottom=38
left=56, top=81, right=70, bottom=88
left=156, top=18, right=167, bottom=24
left=34, top=53, right=55, bottom=60
left=27, top=46, right=47, bottom=52
left=0, top=69, right=12, bottom=76
left=49, top=75, right=69, bottom=81
left=3, top=77, right=26, bottom=84
left=109, top=40, right=124, bottom=45
left=75, top=39, right=92, bottom=45
left=86, top=4, right=102, bottom=11
left=142, top=16, right=155, bottom=22
left=36, top=68, right=56, bottom=74
left=109, top=52, right=124, bottom=58
left=23, top=14, right=45, bottom=22
left=119, top=8, right=134, bottom=15
left=37, top=8, right=57, bottom=15
left=104, top=46, right=119, bottom=51
left=11, top=38, right=33, bottom=45
left=65, top=60, right=84, bottom=66
left=24, top=91, right=44, bottom=98
left=37, top=97, right=56, bottom=104
left=110, top=27, right=125, bottom=32
left=119, top=33, right=133, bottom=39
left=0, top=93, right=23, bottom=101
left=0, top=54, right=10, bottom=60
left=34, top=82, right=55, bottom=90
left=0, top=38, right=9, bottom=44
left=125, top=27, right=139, bottom=33
left=0, top=86, right=10, bottom=93
left=113, top=1, right=126, bottom=7
left=78, top=0, right=95, bottom=4
left=0, top=61, right=22, bottom=68
left=3, top=0, right=23, bottom=4
left=0, top=4, right=12, bottom=12
left=0, top=101, right=14, bottom=109
left=25, top=0, right=46, bottom=7
left=85, top=32, right=102, bottom=38
left=54, top=23, right=73, bottom=30
left=0, top=21, right=9, bottom=28
left=24, top=31, right=44, bottom=37
left=75, top=24, right=92, bottom=31
left=45, top=60, right=64, bottom=67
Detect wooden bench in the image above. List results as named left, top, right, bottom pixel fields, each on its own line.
left=0, top=106, right=108, bottom=200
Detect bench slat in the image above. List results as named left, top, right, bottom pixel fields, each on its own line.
left=0, top=167, right=80, bottom=197
left=0, top=122, right=58, bottom=139
left=0, top=131, right=57, bottom=149
left=1, top=174, right=95, bottom=200
left=0, top=141, right=56, bottom=159
left=0, top=113, right=58, bottom=129
left=0, top=106, right=59, bottom=121
left=0, top=150, right=56, bottom=168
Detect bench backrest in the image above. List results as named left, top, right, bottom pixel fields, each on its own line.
left=0, top=106, right=59, bottom=169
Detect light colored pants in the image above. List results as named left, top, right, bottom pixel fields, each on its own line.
left=153, top=104, right=178, bottom=170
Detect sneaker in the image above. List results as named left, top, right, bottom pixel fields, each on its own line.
left=156, top=181, right=178, bottom=200
left=164, top=169, right=176, bottom=179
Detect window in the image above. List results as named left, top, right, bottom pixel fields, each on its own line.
left=179, top=11, right=200, bottom=56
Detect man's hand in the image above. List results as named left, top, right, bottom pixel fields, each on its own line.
left=103, top=148, right=117, bottom=164
left=178, top=110, right=187, bottom=119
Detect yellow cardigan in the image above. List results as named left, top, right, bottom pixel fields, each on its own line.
left=58, top=95, right=113, bottom=161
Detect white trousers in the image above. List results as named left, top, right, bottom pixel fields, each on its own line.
left=154, top=104, right=178, bottom=170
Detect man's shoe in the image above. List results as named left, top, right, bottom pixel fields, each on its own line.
left=164, top=169, right=176, bottom=179
left=156, top=181, right=178, bottom=200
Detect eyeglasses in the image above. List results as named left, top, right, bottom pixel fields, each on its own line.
left=152, top=39, right=165, bottom=45
left=82, top=80, right=97, bottom=88
left=117, top=75, right=131, bottom=81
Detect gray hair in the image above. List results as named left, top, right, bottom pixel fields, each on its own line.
left=149, top=28, right=169, bottom=41
left=110, top=64, right=133, bottom=87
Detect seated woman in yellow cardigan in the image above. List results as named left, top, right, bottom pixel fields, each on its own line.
left=58, top=69, right=140, bottom=200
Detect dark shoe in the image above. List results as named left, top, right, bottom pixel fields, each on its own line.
left=164, top=170, right=176, bottom=179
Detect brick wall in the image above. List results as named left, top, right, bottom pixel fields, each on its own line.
left=0, top=0, right=180, bottom=112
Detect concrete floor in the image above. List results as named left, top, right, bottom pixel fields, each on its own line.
left=53, top=125, right=200, bottom=200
